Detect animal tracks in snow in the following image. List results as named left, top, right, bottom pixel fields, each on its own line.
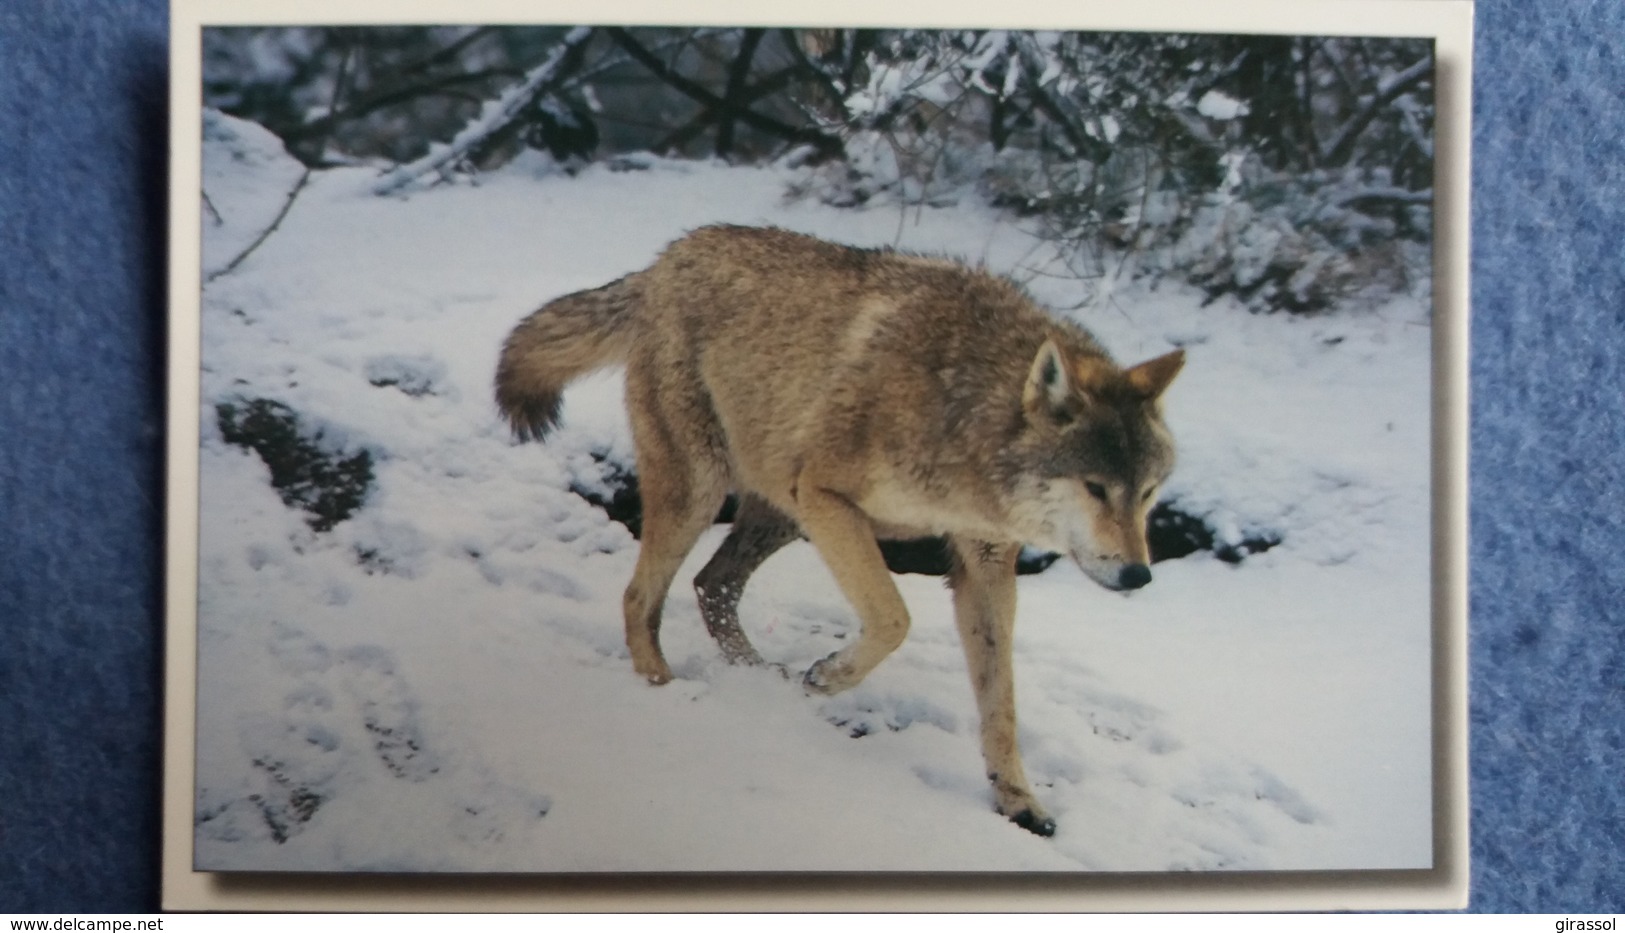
left=792, top=634, right=1327, bottom=870
left=338, top=645, right=441, bottom=782
left=364, top=353, right=450, bottom=399
left=198, top=629, right=436, bottom=847
left=819, top=688, right=961, bottom=739
left=196, top=620, right=552, bottom=865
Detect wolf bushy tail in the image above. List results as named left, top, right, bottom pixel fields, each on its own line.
left=494, top=273, right=642, bottom=441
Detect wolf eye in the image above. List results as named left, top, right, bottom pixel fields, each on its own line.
left=1085, top=482, right=1108, bottom=502
left=1141, top=486, right=1157, bottom=503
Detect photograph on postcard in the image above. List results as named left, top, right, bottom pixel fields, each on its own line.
left=191, top=23, right=1438, bottom=873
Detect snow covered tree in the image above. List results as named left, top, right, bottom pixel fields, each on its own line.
left=204, top=26, right=1434, bottom=311
left=786, top=30, right=1434, bottom=310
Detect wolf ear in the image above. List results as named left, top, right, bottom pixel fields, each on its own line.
left=1023, top=340, right=1072, bottom=419
left=1124, top=349, right=1185, bottom=402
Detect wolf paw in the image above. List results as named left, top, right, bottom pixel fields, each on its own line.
left=633, top=656, right=673, bottom=685
left=801, top=655, right=853, bottom=695
left=801, top=666, right=833, bottom=695
left=994, top=780, right=1055, bottom=837
left=1010, top=808, right=1057, bottom=837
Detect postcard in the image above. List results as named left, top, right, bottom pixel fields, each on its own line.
left=165, top=0, right=1472, bottom=910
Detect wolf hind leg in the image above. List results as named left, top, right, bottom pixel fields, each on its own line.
left=694, top=494, right=800, bottom=667
left=621, top=364, right=729, bottom=685
left=949, top=537, right=1055, bottom=836
left=622, top=465, right=726, bottom=685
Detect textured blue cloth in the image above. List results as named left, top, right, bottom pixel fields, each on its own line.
left=0, top=0, right=1621, bottom=913
left=1467, top=0, right=1625, bottom=911
left=1, top=1, right=168, bottom=914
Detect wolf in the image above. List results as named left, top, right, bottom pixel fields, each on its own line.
left=495, top=225, right=1183, bottom=836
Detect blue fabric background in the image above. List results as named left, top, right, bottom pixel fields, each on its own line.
left=1, top=0, right=1620, bottom=913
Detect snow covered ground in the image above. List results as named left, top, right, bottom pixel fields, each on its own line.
left=191, top=112, right=1434, bottom=873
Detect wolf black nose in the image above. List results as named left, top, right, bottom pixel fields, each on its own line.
left=1118, top=563, right=1152, bottom=590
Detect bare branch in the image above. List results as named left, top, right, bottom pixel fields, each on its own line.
left=1319, top=55, right=1433, bottom=167
left=715, top=29, right=766, bottom=158
left=205, top=169, right=311, bottom=283
left=207, top=38, right=354, bottom=282
left=605, top=27, right=844, bottom=159
left=1331, top=186, right=1433, bottom=208
left=284, top=68, right=527, bottom=144
left=201, top=189, right=223, bottom=226
left=1015, top=50, right=1110, bottom=164
left=655, top=65, right=801, bottom=153
left=395, top=26, right=498, bottom=76
left=370, top=27, right=594, bottom=196
left=1399, top=106, right=1434, bottom=161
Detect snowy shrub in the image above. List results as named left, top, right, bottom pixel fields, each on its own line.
left=1132, top=165, right=1429, bottom=312
left=783, top=30, right=1433, bottom=312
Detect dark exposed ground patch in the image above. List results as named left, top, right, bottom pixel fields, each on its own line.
left=216, top=398, right=373, bottom=532
left=572, top=454, right=1278, bottom=575
left=1147, top=502, right=1281, bottom=564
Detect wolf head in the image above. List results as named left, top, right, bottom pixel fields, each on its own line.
left=1013, top=340, right=1184, bottom=592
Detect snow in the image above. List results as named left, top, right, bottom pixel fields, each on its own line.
left=201, top=109, right=308, bottom=276
left=192, top=111, right=1433, bottom=873
left=1197, top=90, right=1250, bottom=121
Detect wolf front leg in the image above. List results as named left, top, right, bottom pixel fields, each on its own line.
left=948, top=538, right=1055, bottom=837
left=793, top=485, right=912, bottom=694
